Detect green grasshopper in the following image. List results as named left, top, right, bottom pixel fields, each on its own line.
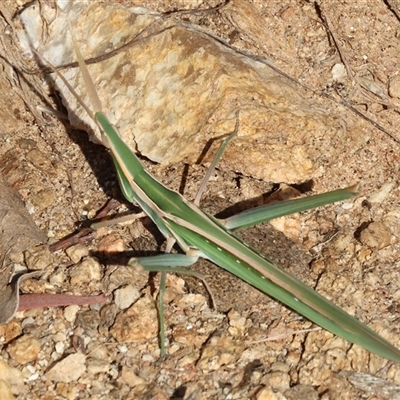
left=42, top=29, right=400, bottom=362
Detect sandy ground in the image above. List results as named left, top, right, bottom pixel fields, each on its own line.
left=1, top=1, right=400, bottom=399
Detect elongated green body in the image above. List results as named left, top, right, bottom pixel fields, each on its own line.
left=44, top=31, right=400, bottom=362
left=96, top=111, right=400, bottom=363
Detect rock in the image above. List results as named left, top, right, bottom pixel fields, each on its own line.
left=25, top=148, right=56, bottom=177
left=284, top=384, right=319, bottom=400
left=45, top=353, right=86, bottom=383
left=341, top=371, right=400, bottom=399
left=0, top=321, right=22, bottom=343
left=114, top=285, right=140, bottom=310
left=98, top=304, right=119, bottom=336
left=264, top=371, right=290, bottom=392
left=0, top=380, right=15, bottom=400
left=227, top=309, right=246, bottom=337
left=256, top=388, right=287, bottom=400
left=17, top=2, right=369, bottom=184
left=86, top=358, right=110, bottom=375
left=7, top=334, right=41, bottom=364
left=110, top=296, right=158, bottom=342
left=29, top=189, right=55, bottom=210
left=369, top=182, right=394, bottom=203
left=97, top=234, right=126, bottom=254
left=117, top=366, right=145, bottom=387
left=331, top=63, right=347, bottom=81
left=75, top=309, right=100, bottom=336
left=24, top=244, right=52, bottom=271
left=197, top=335, right=244, bottom=372
left=0, top=360, right=26, bottom=395
left=359, top=221, right=391, bottom=249
left=65, top=244, right=89, bottom=263
left=63, top=305, right=80, bottom=323
left=69, top=257, right=102, bottom=286
left=299, top=332, right=351, bottom=386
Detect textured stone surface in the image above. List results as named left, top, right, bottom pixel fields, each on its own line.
left=18, top=2, right=369, bottom=184
left=7, top=334, right=40, bottom=365
left=0, top=380, right=15, bottom=400
left=110, top=295, right=158, bottom=342
left=0, top=360, right=26, bottom=395
left=45, top=353, right=87, bottom=383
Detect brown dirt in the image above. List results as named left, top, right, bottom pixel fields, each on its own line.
left=2, top=1, right=400, bottom=399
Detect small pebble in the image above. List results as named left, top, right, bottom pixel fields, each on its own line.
left=264, top=371, right=290, bottom=392
left=22, top=364, right=39, bottom=381
left=117, top=366, right=145, bottom=387
left=359, top=221, right=391, bottom=249
left=25, top=148, right=56, bottom=176
left=69, top=257, right=102, bottom=286
left=369, top=182, right=393, bottom=203
left=49, top=269, right=65, bottom=286
left=280, top=6, right=295, bottom=20
left=110, top=296, right=157, bottom=342
left=30, top=189, right=55, bottom=209
left=2, top=321, right=22, bottom=342
left=7, top=335, right=41, bottom=365
left=97, top=234, right=125, bottom=254
left=64, top=305, right=80, bottom=322
left=46, top=353, right=87, bottom=383
left=114, top=285, right=140, bottom=310
left=284, top=384, right=319, bottom=400
left=197, top=335, right=244, bottom=372
left=21, top=317, right=35, bottom=328
left=24, top=245, right=52, bottom=271
left=55, top=342, right=65, bottom=354
left=228, top=309, right=246, bottom=330
left=256, top=388, right=287, bottom=400
left=66, top=244, right=89, bottom=263
left=86, top=358, right=110, bottom=374
left=331, top=63, right=347, bottom=81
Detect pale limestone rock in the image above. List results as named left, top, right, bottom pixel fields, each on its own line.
left=117, top=366, right=145, bottom=387
left=264, top=371, right=291, bottom=393
left=331, top=63, right=347, bottom=81
left=359, top=221, right=391, bottom=249
left=110, top=296, right=158, bottom=342
left=29, top=189, right=55, bottom=210
left=45, top=353, right=86, bottom=383
left=17, top=2, right=369, bottom=184
left=114, top=285, right=140, bottom=310
left=0, top=360, right=26, bottom=395
left=197, top=335, right=244, bottom=372
left=369, top=182, right=394, bottom=203
left=256, top=388, right=287, bottom=400
left=69, top=257, right=102, bottom=286
left=7, top=334, right=40, bottom=365
left=86, top=358, right=110, bottom=375
left=97, top=234, right=125, bottom=254
left=24, top=244, right=52, bottom=271
left=299, top=332, right=352, bottom=386
left=343, top=371, right=400, bottom=399
left=227, top=309, right=246, bottom=337
left=65, top=244, right=89, bottom=264
left=0, top=381, right=15, bottom=400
